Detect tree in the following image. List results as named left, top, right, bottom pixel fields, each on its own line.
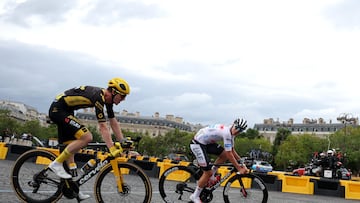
left=331, top=126, right=360, bottom=175
left=274, top=134, right=327, bottom=170
left=272, top=128, right=291, bottom=157
left=0, top=109, right=19, bottom=136
left=242, top=128, right=262, bottom=139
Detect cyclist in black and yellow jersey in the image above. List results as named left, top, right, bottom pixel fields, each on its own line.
left=48, top=78, right=130, bottom=199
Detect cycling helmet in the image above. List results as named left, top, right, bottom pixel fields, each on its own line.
left=108, top=77, right=130, bottom=95
left=327, top=150, right=334, bottom=156
left=233, top=118, right=247, bottom=133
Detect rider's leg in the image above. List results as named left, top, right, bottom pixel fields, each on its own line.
left=191, top=169, right=212, bottom=202
left=212, top=151, right=227, bottom=174
left=66, top=153, right=91, bottom=201
left=49, top=132, right=92, bottom=179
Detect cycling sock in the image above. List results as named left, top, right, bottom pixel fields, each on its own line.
left=55, top=148, right=72, bottom=163
left=69, top=162, right=78, bottom=177
left=194, top=186, right=203, bottom=197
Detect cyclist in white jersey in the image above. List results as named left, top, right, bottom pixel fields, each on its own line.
left=189, top=118, right=248, bottom=203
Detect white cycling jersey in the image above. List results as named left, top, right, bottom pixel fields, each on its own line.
left=194, top=124, right=234, bottom=151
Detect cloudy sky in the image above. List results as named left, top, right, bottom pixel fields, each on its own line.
left=0, top=0, right=360, bottom=127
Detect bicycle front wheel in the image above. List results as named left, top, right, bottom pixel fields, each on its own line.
left=94, top=162, right=152, bottom=203
left=223, top=173, right=268, bottom=203
left=11, top=149, right=63, bottom=203
left=158, top=165, right=197, bottom=203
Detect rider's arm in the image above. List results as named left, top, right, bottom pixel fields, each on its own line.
left=225, top=150, right=245, bottom=172
left=232, top=148, right=241, bottom=160
left=109, top=117, right=124, bottom=142
left=98, top=122, right=114, bottom=148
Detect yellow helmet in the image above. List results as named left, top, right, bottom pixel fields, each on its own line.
left=108, top=77, right=130, bottom=95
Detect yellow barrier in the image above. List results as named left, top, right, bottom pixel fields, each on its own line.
left=36, top=147, right=60, bottom=156
left=217, top=167, right=252, bottom=188
left=268, top=171, right=286, bottom=179
left=340, top=180, right=360, bottom=200
left=281, top=175, right=317, bottom=195
left=352, top=177, right=360, bottom=181
left=35, top=147, right=60, bottom=165
left=0, top=142, right=8, bottom=160
left=157, top=161, right=177, bottom=178
left=149, top=157, right=158, bottom=162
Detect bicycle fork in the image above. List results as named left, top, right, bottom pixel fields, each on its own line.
left=110, top=159, right=126, bottom=193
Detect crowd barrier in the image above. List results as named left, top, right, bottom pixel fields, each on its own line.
left=1, top=142, right=359, bottom=200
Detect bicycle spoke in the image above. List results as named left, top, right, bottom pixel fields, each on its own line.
left=159, top=166, right=196, bottom=203
left=11, top=149, right=63, bottom=203
left=223, top=173, right=268, bottom=203
left=95, top=162, right=152, bottom=203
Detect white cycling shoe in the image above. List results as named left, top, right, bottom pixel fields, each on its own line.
left=190, top=194, right=202, bottom=203
left=78, top=191, right=91, bottom=201
left=48, top=161, right=72, bottom=179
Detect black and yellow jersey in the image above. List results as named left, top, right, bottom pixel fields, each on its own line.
left=55, top=86, right=115, bottom=122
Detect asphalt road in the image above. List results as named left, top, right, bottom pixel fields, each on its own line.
left=1, top=159, right=359, bottom=203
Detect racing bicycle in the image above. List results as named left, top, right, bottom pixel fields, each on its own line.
left=11, top=142, right=152, bottom=203
left=158, top=162, right=268, bottom=203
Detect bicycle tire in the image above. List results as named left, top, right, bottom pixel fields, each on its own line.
left=94, top=162, right=152, bottom=203
left=223, top=173, right=268, bottom=203
left=11, top=149, right=63, bottom=203
left=158, top=165, right=197, bottom=203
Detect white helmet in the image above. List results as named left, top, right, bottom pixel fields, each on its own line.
left=327, top=150, right=334, bottom=156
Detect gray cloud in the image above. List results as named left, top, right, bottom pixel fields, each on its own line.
left=324, top=0, right=360, bottom=29
left=0, top=40, right=132, bottom=113
left=0, top=39, right=354, bottom=127
left=0, top=0, right=75, bottom=27
left=82, top=0, right=164, bottom=26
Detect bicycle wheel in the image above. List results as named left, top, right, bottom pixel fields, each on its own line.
left=158, top=165, right=197, bottom=203
left=94, top=162, right=152, bottom=203
left=11, top=149, right=63, bottom=203
left=223, top=173, right=268, bottom=203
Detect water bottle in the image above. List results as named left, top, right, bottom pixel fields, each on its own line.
left=81, top=159, right=96, bottom=173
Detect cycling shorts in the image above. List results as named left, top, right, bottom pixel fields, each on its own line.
left=190, top=139, right=224, bottom=171
left=49, top=101, right=89, bottom=144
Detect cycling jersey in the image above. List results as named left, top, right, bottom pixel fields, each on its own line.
left=49, top=86, right=115, bottom=144
left=194, top=124, right=234, bottom=151
left=54, top=86, right=115, bottom=122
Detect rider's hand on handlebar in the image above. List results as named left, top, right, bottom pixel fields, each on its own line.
left=236, top=163, right=250, bottom=175
left=109, top=142, right=123, bottom=157
left=121, top=140, right=133, bottom=149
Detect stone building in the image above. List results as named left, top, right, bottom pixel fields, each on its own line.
left=254, top=117, right=358, bottom=144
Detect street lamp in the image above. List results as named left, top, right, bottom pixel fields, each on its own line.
left=336, top=113, right=356, bottom=156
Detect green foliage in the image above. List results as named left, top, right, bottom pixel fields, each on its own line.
left=135, top=129, right=194, bottom=158
left=0, top=110, right=57, bottom=141
left=234, top=136, right=272, bottom=157
left=242, top=128, right=263, bottom=139
left=0, top=109, right=19, bottom=135
left=272, top=128, right=291, bottom=156
left=331, top=126, right=360, bottom=174
left=274, top=134, right=327, bottom=170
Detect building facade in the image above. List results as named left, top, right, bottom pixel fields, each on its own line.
left=254, top=117, right=358, bottom=144
left=76, top=109, right=201, bottom=136
left=0, top=100, right=202, bottom=136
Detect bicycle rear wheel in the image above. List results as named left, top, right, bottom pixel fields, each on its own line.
left=11, top=149, right=63, bottom=203
left=223, top=173, right=268, bottom=203
left=94, top=162, right=152, bottom=203
left=158, top=165, right=197, bottom=203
